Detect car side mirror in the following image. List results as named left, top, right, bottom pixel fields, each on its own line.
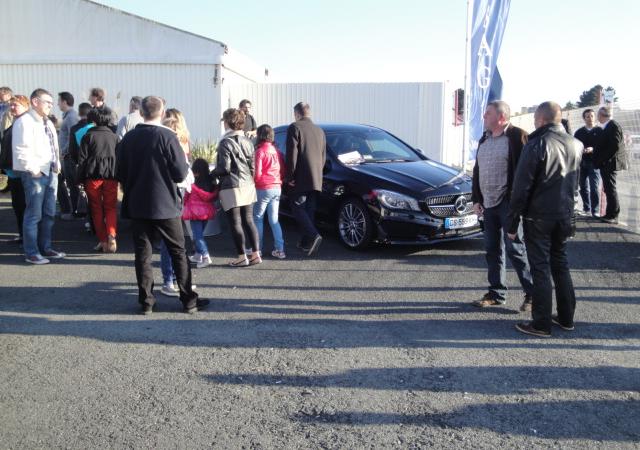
left=323, top=160, right=332, bottom=174
left=415, top=148, right=425, bottom=155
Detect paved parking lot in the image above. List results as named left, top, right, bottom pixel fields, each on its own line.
left=1, top=195, right=639, bottom=449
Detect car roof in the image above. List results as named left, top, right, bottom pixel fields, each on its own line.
left=273, top=122, right=383, bottom=134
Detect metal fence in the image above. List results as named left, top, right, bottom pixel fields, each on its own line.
left=511, top=101, right=640, bottom=234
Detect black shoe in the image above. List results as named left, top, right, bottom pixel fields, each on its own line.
left=600, top=216, right=618, bottom=224
left=515, top=322, right=551, bottom=338
left=184, top=298, right=210, bottom=314
left=306, top=235, right=323, bottom=256
left=551, top=315, right=574, bottom=331
left=141, top=304, right=153, bottom=315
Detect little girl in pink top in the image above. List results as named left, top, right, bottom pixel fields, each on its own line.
left=253, top=124, right=286, bottom=258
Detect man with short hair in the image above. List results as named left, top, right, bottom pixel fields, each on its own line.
left=12, top=88, right=66, bottom=264
left=57, top=91, right=80, bottom=219
left=239, top=99, right=257, bottom=139
left=507, top=101, right=582, bottom=337
left=574, top=109, right=602, bottom=217
left=117, top=95, right=207, bottom=315
left=88, top=87, right=117, bottom=132
left=116, top=96, right=144, bottom=141
left=471, top=100, right=534, bottom=311
left=285, top=102, right=326, bottom=256
left=594, top=106, right=629, bottom=224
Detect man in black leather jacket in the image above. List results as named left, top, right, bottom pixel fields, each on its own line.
left=506, top=101, right=583, bottom=337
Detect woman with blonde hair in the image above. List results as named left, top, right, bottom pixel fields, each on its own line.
left=157, top=108, right=195, bottom=295
left=164, top=108, right=191, bottom=159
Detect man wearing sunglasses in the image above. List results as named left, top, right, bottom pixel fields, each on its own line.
left=12, top=88, right=66, bottom=264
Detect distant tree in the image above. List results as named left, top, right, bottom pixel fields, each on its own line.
left=564, top=101, right=577, bottom=110
left=577, top=84, right=603, bottom=107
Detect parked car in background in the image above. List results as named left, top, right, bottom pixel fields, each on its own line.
left=274, top=123, right=481, bottom=250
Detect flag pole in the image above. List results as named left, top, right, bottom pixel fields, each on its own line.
left=462, top=0, right=473, bottom=172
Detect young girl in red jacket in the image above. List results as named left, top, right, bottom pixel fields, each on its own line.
left=182, top=158, right=218, bottom=268
left=253, top=124, right=286, bottom=258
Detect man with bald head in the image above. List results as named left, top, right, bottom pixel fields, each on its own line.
left=506, top=101, right=583, bottom=337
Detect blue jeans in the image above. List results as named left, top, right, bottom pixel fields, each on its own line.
left=159, top=241, right=174, bottom=284
left=21, top=171, right=58, bottom=257
left=190, top=220, right=209, bottom=257
left=254, top=188, right=285, bottom=251
left=579, top=159, right=601, bottom=214
left=482, top=199, right=534, bottom=302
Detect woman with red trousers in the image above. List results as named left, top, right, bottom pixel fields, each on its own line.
left=77, top=107, right=119, bottom=252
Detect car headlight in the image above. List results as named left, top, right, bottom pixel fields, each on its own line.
left=373, top=189, right=420, bottom=211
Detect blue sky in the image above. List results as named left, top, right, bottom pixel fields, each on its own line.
left=95, top=0, right=639, bottom=110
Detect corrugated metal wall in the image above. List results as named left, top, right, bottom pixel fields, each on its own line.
left=0, top=63, right=222, bottom=144
left=227, top=83, right=450, bottom=162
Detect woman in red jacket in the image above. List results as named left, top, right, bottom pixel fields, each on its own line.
left=182, top=158, right=217, bottom=268
left=253, top=124, right=286, bottom=259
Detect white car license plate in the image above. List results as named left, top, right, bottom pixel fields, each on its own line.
left=445, top=214, right=478, bottom=230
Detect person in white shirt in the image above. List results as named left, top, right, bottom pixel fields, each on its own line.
left=116, top=96, right=144, bottom=142
left=12, top=88, right=66, bottom=264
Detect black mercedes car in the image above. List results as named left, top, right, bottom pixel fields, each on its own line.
left=273, top=123, right=481, bottom=250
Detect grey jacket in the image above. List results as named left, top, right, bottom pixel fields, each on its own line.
left=58, top=109, right=79, bottom=156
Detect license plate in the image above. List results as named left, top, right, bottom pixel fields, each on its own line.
left=445, top=214, right=478, bottom=229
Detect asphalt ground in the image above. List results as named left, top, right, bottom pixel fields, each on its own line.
left=0, top=193, right=638, bottom=449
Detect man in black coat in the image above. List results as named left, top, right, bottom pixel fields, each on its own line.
left=593, top=106, right=629, bottom=224
left=507, top=101, right=582, bottom=337
left=117, top=96, right=206, bottom=315
left=285, top=102, right=326, bottom=256
left=573, top=109, right=602, bottom=217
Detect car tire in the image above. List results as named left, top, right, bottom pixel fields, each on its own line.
left=337, top=198, right=374, bottom=250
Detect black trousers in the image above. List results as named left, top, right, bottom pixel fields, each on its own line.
left=290, top=191, right=319, bottom=246
left=228, top=205, right=260, bottom=255
left=8, top=177, right=25, bottom=237
left=131, top=217, right=198, bottom=309
left=600, top=165, right=619, bottom=219
left=523, top=218, right=576, bottom=332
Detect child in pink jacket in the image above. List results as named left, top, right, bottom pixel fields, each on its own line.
left=182, top=158, right=218, bottom=268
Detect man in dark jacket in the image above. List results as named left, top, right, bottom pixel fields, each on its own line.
left=117, top=95, right=206, bottom=315
left=507, top=101, right=583, bottom=337
left=285, top=102, right=326, bottom=256
left=471, top=100, right=534, bottom=311
left=573, top=109, right=602, bottom=217
left=593, top=106, right=629, bottom=224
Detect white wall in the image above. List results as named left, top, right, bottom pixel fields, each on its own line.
left=227, top=82, right=451, bottom=162
left=0, top=64, right=222, bottom=143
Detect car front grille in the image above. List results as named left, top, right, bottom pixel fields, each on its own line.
left=420, top=193, right=473, bottom=217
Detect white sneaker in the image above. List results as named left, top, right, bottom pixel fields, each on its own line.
left=25, top=255, right=50, bottom=265
left=196, top=255, right=212, bottom=269
left=160, top=283, right=179, bottom=297
left=189, top=253, right=203, bottom=263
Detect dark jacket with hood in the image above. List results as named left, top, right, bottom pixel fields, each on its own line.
left=77, top=126, right=118, bottom=180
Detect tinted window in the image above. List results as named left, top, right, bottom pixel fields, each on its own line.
left=327, top=129, right=421, bottom=163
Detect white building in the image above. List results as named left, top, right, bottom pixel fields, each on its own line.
left=2, top=0, right=464, bottom=166
left=0, top=0, right=268, bottom=142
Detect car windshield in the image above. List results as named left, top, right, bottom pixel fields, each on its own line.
left=326, top=130, right=422, bottom=164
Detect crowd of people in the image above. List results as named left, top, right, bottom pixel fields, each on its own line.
left=0, top=85, right=630, bottom=333
left=0, top=87, right=326, bottom=314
